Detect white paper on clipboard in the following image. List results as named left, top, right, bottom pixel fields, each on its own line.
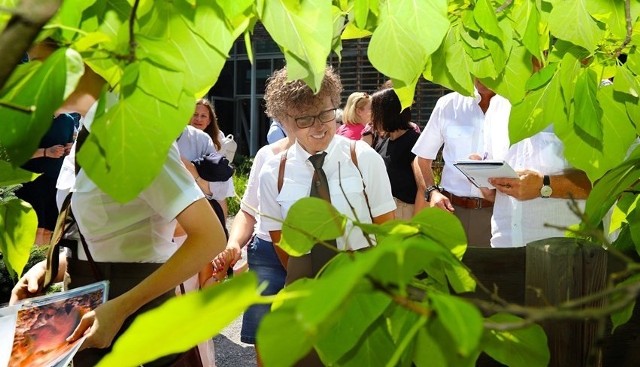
left=453, top=160, right=518, bottom=188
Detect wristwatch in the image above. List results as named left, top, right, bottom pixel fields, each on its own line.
left=425, top=185, right=443, bottom=202
left=540, top=175, right=552, bottom=198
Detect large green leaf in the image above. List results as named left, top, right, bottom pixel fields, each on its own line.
left=555, top=84, right=636, bottom=181
left=138, top=60, right=184, bottom=107
left=429, top=292, right=483, bottom=356
left=0, top=49, right=72, bottom=166
left=258, top=302, right=315, bottom=367
left=509, top=70, right=565, bottom=144
left=0, top=161, right=38, bottom=186
left=573, top=68, right=603, bottom=148
left=411, top=207, right=467, bottom=257
left=547, top=0, right=604, bottom=53
left=584, top=146, right=640, bottom=228
left=260, top=0, right=333, bottom=92
left=279, top=197, right=346, bottom=256
left=0, top=198, right=37, bottom=278
left=482, top=313, right=550, bottom=367
left=335, top=318, right=397, bottom=367
left=369, top=0, right=449, bottom=86
left=473, top=0, right=503, bottom=42
left=99, top=272, right=260, bottom=367
left=415, top=317, right=481, bottom=367
left=316, top=287, right=390, bottom=365
left=424, top=26, right=474, bottom=96
left=587, top=0, right=640, bottom=39
left=613, top=65, right=640, bottom=98
left=610, top=274, right=640, bottom=332
left=78, top=89, right=192, bottom=202
left=481, top=44, right=532, bottom=103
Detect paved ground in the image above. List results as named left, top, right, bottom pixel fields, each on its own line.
left=213, top=215, right=257, bottom=367
left=213, top=316, right=257, bottom=367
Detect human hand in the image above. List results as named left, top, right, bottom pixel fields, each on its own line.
left=64, top=143, right=73, bottom=156
left=211, top=247, right=240, bottom=278
left=429, top=191, right=455, bottom=212
left=68, top=298, right=128, bottom=350
left=45, top=145, right=66, bottom=158
left=489, top=169, right=543, bottom=201
left=9, top=261, right=47, bottom=305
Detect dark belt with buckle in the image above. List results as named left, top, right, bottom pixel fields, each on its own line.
left=442, top=190, right=493, bottom=209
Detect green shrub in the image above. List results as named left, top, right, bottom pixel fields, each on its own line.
left=228, top=155, right=252, bottom=217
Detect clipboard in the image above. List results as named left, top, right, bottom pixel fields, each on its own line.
left=453, top=160, right=518, bottom=188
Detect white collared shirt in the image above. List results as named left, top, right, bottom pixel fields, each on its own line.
left=412, top=91, right=511, bottom=198
left=490, top=125, right=586, bottom=247
left=241, top=143, right=278, bottom=241
left=258, top=135, right=396, bottom=251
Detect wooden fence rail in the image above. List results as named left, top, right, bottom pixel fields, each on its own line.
left=462, top=238, right=640, bottom=367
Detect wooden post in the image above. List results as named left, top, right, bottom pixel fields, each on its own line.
left=525, top=238, right=607, bottom=367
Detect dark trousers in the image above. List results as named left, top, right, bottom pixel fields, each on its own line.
left=69, top=259, right=182, bottom=367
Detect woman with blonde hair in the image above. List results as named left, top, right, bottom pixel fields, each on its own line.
left=336, top=92, right=371, bottom=140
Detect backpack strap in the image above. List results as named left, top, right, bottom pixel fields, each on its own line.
left=277, top=148, right=289, bottom=193
left=350, top=140, right=373, bottom=221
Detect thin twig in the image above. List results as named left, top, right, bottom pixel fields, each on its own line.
left=612, top=0, right=633, bottom=58
left=128, top=0, right=140, bottom=63
left=0, top=100, right=35, bottom=113
left=495, top=0, right=513, bottom=13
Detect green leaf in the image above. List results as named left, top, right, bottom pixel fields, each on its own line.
left=0, top=199, right=37, bottom=278
left=521, top=2, right=542, bottom=59
left=481, top=44, right=532, bottom=103
left=628, top=207, right=640, bottom=256
left=473, top=0, right=503, bottom=42
left=411, top=207, right=467, bottom=257
left=613, top=65, right=640, bottom=98
left=444, top=261, right=476, bottom=293
left=583, top=146, right=640, bottom=228
left=555, top=84, right=636, bottom=181
left=258, top=303, right=315, bottom=367
left=525, top=63, right=558, bottom=91
left=429, top=292, right=483, bottom=356
left=482, top=313, right=550, bottom=367
left=610, top=275, right=640, bottom=332
left=573, top=68, right=603, bottom=149
left=260, top=0, right=333, bottom=92
left=0, top=161, right=38, bottom=186
left=547, top=0, right=604, bottom=53
left=316, top=288, right=391, bottom=365
left=509, top=73, right=565, bottom=144
left=424, top=27, right=474, bottom=96
left=99, top=272, right=260, bottom=367
left=586, top=0, right=640, bottom=39
left=416, top=317, right=481, bottom=367
left=335, top=318, right=397, bottom=367
left=279, top=197, right=347, bottom=256
left=78, top=89, right=192, bottom=202
left=0, top=49, right=70, bottom=166
left=138, top=60, right=185, bottom=107
left=369, top=0, right=449, bottom=85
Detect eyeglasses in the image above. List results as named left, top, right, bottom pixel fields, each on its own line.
left=291, top=108, right=337, bottom=129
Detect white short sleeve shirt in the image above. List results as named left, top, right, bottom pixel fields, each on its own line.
left=72, top=143, right=204, bottom=262
left=411, top=91, right=511, bottom=198
left=258, top=136, right=396, bottom=251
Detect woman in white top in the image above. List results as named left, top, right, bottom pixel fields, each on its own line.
left=11, top=99, right=226, bottom=366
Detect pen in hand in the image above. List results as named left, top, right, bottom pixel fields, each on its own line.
left=482, top=152, right=488, bottom=160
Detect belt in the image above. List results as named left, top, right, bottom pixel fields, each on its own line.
left=442, top=190, right=493, bottom=209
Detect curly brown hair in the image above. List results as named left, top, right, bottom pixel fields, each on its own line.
left=195, top=98, right=222, bottom=150
left=264, top=66, right=343, bottom=123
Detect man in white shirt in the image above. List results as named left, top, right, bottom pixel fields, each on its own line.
left=412, top=80, right=510, bottom=247
left=487, top=125, right=592, bottom=247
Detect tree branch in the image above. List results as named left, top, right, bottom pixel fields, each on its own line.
left=496, top=0, right=513, bottom=13
left=613, top=0, right=633, bottom=58
left=0, top=0, right=62, bottom=90
left=128, top=0, right=140, bottom=63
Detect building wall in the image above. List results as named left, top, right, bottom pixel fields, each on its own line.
left=208, top=32, right=451, bottom=157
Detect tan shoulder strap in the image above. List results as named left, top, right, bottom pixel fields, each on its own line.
left=277, top=148, right=289, bottom=193
left=350, top=140, right=373, bottom=220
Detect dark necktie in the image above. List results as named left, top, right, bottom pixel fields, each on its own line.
left=308, top=153, right=330, bottom=201
left=307, top=152, right=337, bottom=274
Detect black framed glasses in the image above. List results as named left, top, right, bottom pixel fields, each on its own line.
left=291, top=108, right=337, bottom=129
